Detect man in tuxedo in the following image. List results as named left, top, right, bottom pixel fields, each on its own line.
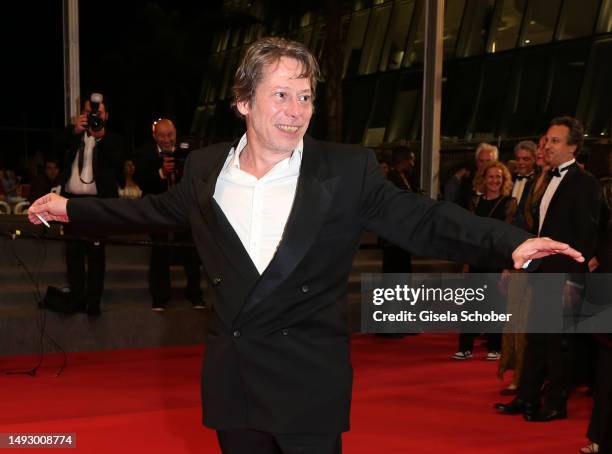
left=133, top=118, right=204, bottom=311
left=30, top=39, right=586, bottom=453
left=495, top=116, right=601, bottom=422
left=59, top=93, right=123, bottom=316
left=510, top=140, right=536, bottom=230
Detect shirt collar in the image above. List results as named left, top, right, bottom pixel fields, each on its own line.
left=557, top=158, right=575, bottom=171
left=226, top=133, right=304, bottom=174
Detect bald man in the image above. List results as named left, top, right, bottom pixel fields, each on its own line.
left=133, top=119, right=205, bottom=311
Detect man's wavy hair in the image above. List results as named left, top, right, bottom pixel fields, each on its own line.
left=231, top=37, right=320, bottom=117
left=549, top=116, right=584, bottom=154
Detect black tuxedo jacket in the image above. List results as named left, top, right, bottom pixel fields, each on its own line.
left=132, top=141, right=168, bottom=196
left=512, top=174, right=535, bottom=231
left=538, top=164, right=601, bottom=273
left=66, top=136, right=530, bottom=434
left=60, top=129, right=124, bottom=198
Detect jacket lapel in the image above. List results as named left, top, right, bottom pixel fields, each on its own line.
left=541, top=163, right=578, bottom=233
left=236, top=137, right=341, bottom=323
left=194, top=143, right=261, bottom=283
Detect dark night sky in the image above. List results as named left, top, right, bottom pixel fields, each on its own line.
left=2, top=0, right=222, bottom=171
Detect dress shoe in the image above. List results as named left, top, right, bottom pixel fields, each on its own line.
left=523, top=407, right=567, bottom=422
left=494, top=398, right=536, bottom=415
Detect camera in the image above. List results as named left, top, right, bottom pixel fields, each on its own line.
left=161, top=139, right=192, bottom=167
left=86, top=93, right=105, bottom=132
left=161, top=138, right=193, bottom=183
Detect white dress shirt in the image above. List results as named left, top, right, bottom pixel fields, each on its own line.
left=65, top=133, right=98, bottom=195
left=511, top=172, right=533, bottom=202
left=213, top=134, right=303, bottom=274
left=538, top=159, right=575, bottom=235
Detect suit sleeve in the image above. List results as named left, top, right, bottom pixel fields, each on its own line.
left=358, top=150, right=531, bottom=270
left=66, top=154, right=195, bottom=235
left=568, top=175, right=602, bottom=274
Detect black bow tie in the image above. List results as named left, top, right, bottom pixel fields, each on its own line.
left=515, top=174, right=532, bottom=181
left=548, top=165, right=571, bottom=178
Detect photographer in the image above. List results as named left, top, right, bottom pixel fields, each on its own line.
left=133, top=118, right=204, bottom=311
left=59, top=93, right=124, bottom=316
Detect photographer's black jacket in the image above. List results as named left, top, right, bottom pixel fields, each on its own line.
left=59, top=127, right=124, bottom=198
left=132, top=140, right=170, bottom=196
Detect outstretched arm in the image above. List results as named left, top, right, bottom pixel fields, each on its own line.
left=28, top=180, right=191, bottom=235
left=359, top=151, right=585, bottom=270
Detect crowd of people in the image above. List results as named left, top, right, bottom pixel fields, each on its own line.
left=25, top=36, right=611, bottom=454
left=379, top=120, right=611, bottom=453
left=0, top=93, right=206, bottom=316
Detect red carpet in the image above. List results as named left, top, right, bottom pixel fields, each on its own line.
left=0, top=334, right=591, bottom=453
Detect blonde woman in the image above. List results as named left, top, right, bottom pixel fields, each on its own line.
left=454, top=161, right=517, bottom=360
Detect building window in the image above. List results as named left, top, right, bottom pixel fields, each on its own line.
left=472, top=54, right=514, bottom=138
left=379, top=0, right=416, bottom=71
left=386, top=71, right=422, bottom=142
left=343, top=9, right=371, bottom=77
left=544, top=40, right=589, bottom=122
left=519, top=0, right=562, bottom=47
left=364, top=72, right=399, bottom=144
left=556, top=0, right=600, bottom=40
left=343, top=79, right=377, bottom=143
left=488, top=0, right=525, bottom=53
left=359, top=3, right=393, bottom=74
left=456, top=0, right=496, bottom=58
left=218, top=49, right=241, bottom=101
left=295, top=25, right=314, bottom=48
left=596, top=0, right=612, bottom=33
left=443, top=0, right=467, bottom=58
left=403, top=1, right=425, bottom=67
left=499, top=47, right=551, bottom=137
left=217, top=29, right=231, bottom=52
left=441, top=60, right=481, bottom=138
left=577, top=37, right=612, bottom=136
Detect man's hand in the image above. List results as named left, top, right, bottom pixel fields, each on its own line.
left=512, top=237, right=584, bottom=270
left=73, top=113, right=89, bottom=135
left=161, top=155, right=175, bottom=177
left=28, top=193, right=70, bottom=224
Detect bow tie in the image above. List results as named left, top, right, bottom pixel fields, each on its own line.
left=515, top=174, right=532, bottom=181
left=548, top=165, right=571, bottom=178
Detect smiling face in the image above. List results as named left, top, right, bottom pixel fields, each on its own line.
left=515, top=149, right=535, bottom=175
left=484, top=166, right=503, bottom=195
left=153, top=120, right=176, bottom=152
left=237, top=57, right=313, bottom=156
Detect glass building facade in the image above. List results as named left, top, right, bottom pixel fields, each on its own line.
left=192, top=0, right=612, bottom=161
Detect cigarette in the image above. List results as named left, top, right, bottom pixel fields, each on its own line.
left=35, top=213, right=51, bottom=228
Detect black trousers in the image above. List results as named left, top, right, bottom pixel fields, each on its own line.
left=148, top=232, right=202, bottom=306
left=587, top=345, right=612, bottom=446
left=65, top=238, right=106, bottom=310
left=458, top=332, right=501, bottom=353
left=217, top=429, right=341, bottom=454
left=518, top=333, right=576, bottom=410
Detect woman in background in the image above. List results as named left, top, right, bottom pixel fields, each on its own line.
left=118, top=159, right=142, bottom=200
left=453, top=161, right=517, bottom=360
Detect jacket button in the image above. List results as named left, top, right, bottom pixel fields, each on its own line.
left=281, top=329, right=289, bottom=336
left=301, top=285, right=309, bottom=293
left=212, top=277, right=223, bottom=286
left=232, top=330, right=241, bottom=338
